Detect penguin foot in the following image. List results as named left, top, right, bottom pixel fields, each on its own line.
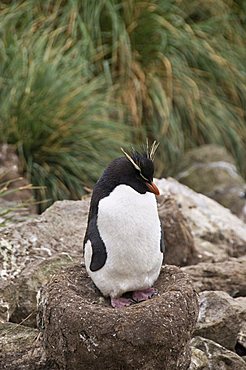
left=132, top=287, right=158, bottom=302
left=111, top=297, right=134, bottom=308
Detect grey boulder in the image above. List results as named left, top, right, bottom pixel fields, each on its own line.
left=155, top=178, right=246, bottom=262
left=0, top=322, right=47, bottom=370
left=190, top=336, right=246, bottom=370
left=182, top=257, right=246, bottom=297
left=194, top=290, right=245, bottom=351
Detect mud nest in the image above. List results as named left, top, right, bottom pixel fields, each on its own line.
left=38, top=264, right=198, bottom=370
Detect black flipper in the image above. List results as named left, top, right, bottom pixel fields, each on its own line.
left=83, top=216, right=107, bottom=272
left=160, top=223, right=165, bottom=254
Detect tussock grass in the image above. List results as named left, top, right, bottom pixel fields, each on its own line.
left=0, top=0, right=245, bottom=209
left=79, top=0, right=246, bottom=176
left=0, top=1, right=130, bottom=211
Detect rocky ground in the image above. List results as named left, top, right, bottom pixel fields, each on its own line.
left=0, top=144, right=246, bottom=370
left=0, top=176, right=246, bottom=369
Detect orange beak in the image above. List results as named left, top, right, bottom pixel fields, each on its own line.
left=146, top=181, right=160, bottom=196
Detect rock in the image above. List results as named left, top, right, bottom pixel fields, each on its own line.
left=234, top=297, right=246, bottom=358
left=193, top=293, right=246, bottom=361
left=0, top=199, right=90, bottom=279
left=234, top=296, right=246, bottom=321
left=0, top=322, right=48, bottom=370
left=157, top=195, right=197, bottom=266
left=181, top=257, right=246, bottom=297
left=0, top=280, right=18, bottom=324
left=190, top=336, right=246, bottom=370
left=155, top=178, right=246, bottom=262
left=175, top=145, right=246, bottom=219
left=194, top=291, right=245, bottom=350
left=188, top=347, right=209, bottom=370
left=236, top=320, right=246, bottom=357
left=0, top=254, right=75, bottom=327
left=0, top=198, right=34, bottom=227
left=38, top=264, right=198, bottom=370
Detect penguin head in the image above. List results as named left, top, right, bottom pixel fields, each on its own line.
left=122, top=149, right=160, bottom=195
left=100, top=143, right=160, bottom=196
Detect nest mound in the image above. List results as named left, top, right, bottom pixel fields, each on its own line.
left=38, top=264, right=198, bottom=370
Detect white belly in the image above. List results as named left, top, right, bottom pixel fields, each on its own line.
left=84, top=184, right=163, bottom=298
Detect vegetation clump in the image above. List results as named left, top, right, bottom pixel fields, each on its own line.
left=0, top=0, right=245, bottom=210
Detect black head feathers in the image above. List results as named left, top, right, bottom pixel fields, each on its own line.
left=121, top=141, right=159, bottom=182
left=121, top=141, right=159, bottom=168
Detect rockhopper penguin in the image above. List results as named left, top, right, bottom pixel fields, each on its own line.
left=83, top=142, right=164, bottom=308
